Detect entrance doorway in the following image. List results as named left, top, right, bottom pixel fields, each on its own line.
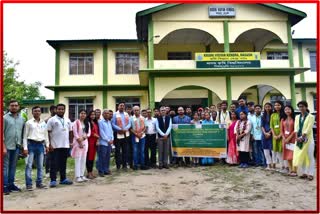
left=157, top=98, right=208, bottom=112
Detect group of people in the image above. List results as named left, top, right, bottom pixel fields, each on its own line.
left=3, top=98, right=315, bottom=195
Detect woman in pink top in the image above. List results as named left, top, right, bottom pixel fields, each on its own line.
left=227, top=111, right=239, bottom=165
left=71, top=109, right=91, bottom=183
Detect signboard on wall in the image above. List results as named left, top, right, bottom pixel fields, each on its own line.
left=208, top=6, right=236, bottom=17
left=195, top=52, right=261, bottom=68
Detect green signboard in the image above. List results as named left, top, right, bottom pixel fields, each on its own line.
left=196, top=60, right=261, bottom=68
left=195, top=52, right=261, bottom=68
left=171, top=124, right=227, bottom=158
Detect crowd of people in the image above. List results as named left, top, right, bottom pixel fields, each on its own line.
left=3, top=98, right=315, bottom=195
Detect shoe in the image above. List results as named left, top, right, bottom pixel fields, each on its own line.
left=76, top=177, right=84, bottom=183
left=81, top=176, right=89, bottom=182
left=49, top=181, right=57, bottom=188
left=133, top=166, right=138, bottom=170
left=26, top=185, right=33, bottom=191
left=9, top=184, right=21, bottom=192
left=159, top=166, right=163, bottom=170
left=60, top=179, right=73, bottom=185
left=238, top=163, right=244, bottom=168
left=140, top=166, right=148, bottom=170
left=4, top=186, right=10, bottom=195
left=265, top=166, right=271, bottom=171
left=98, top=173, right=105, bottom=177
left=104, top=171, right=112, bottom=175
left=87, top=174, right=95, bottom=179
left=242, top=164, right=249, bottom=168
left=280, top=168, right=289, bottom=174
left=36, top=183, right=48, bottom=189
left=164, top=165, right=169, bottom=169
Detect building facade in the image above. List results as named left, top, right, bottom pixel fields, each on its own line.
left=22, top=99, right=54, bottom=120
left=46, top=3, right=317, bottom=121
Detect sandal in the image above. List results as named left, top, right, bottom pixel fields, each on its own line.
left=307, top=175, right=314, bottom=181
left=289, top=172, right=298, bottom=177
left=299, top=174, right=308, bottom=179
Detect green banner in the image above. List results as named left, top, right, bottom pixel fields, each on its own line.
left=171, top=124, right=227, bottom=158
left=196, top=60, right=261, bottom=68
left=195, top=52, right=260, bottom=61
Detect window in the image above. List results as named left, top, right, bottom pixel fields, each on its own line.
left=267, top=52, right=288, bottom=60
left=115, top=97, right=140, bottom=110
left=168, top=52, right=192, bottom=60
left=310, top=51, right=316, bottom=72
left=116, top=53, right=139, bottom=74
left=40, top=107, right=49, bottom=114
left=68, top=98, right=94, bottom=122
left=270, top=95, right=291, bottom=106
left=69, top=53, right=94, bottom=75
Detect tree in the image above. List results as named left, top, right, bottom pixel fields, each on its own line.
left=3, top=52, right=45, bottom=110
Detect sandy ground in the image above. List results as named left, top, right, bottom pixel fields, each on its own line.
left=3, top=164, right=317, bottom=211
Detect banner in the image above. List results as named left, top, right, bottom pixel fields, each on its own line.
left=195, top=52, right=261, bottom=68
left=171, top=124, right=227, bottom=158
left=195, top=52, right=261, bottom=61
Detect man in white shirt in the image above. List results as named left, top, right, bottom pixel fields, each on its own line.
left=156, top=106, right=172, bottom=169
left=216, top=101, right=231, bottom=126
left=247, top=101, right=255, bottom=164
left=47, top=103, right=73, bottom=187
left=144, top=109, right=158, bottom=168
left=23, top=106, right=49, bottom=191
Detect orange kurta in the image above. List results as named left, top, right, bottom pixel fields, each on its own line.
left=280, top=118, right=295, bottom=160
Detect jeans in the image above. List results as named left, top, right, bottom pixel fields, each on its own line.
left=253, top=140, right=266, bottom=166
left=145, top=134, right=157, bottom=166
left=50, top=148, right=69, bottom=182
left=25, top=141, right=45, bottom=186
left=132, top=137, right=145, bottom=167
left=3, top=147, right=19, bottom=188
left=97, top=145, right=111, bottom=173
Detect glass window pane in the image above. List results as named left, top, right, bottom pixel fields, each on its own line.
left=116, top=58, right=124, bottom=74
left=70, top=58, right=78, bottom=74
left=78, top=58, right=85, bottom=74
left=69, top=105, right=76, bottom=122
left=124, top=60, right=131, bottom=74
left=85, top=57, right=93, bottom=74
left=77, top=99, right=84, bottom=104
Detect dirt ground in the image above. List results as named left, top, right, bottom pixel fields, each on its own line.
left=3, top=164, right=317, bottom=211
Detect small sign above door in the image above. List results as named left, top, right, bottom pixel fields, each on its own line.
left=208, top=6, right=236, bottom=17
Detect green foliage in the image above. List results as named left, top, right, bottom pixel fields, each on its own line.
left=3, top=52, right=45, bottom=110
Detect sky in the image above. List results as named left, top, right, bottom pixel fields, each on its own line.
left=3, top=3, right=317, bottom=99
